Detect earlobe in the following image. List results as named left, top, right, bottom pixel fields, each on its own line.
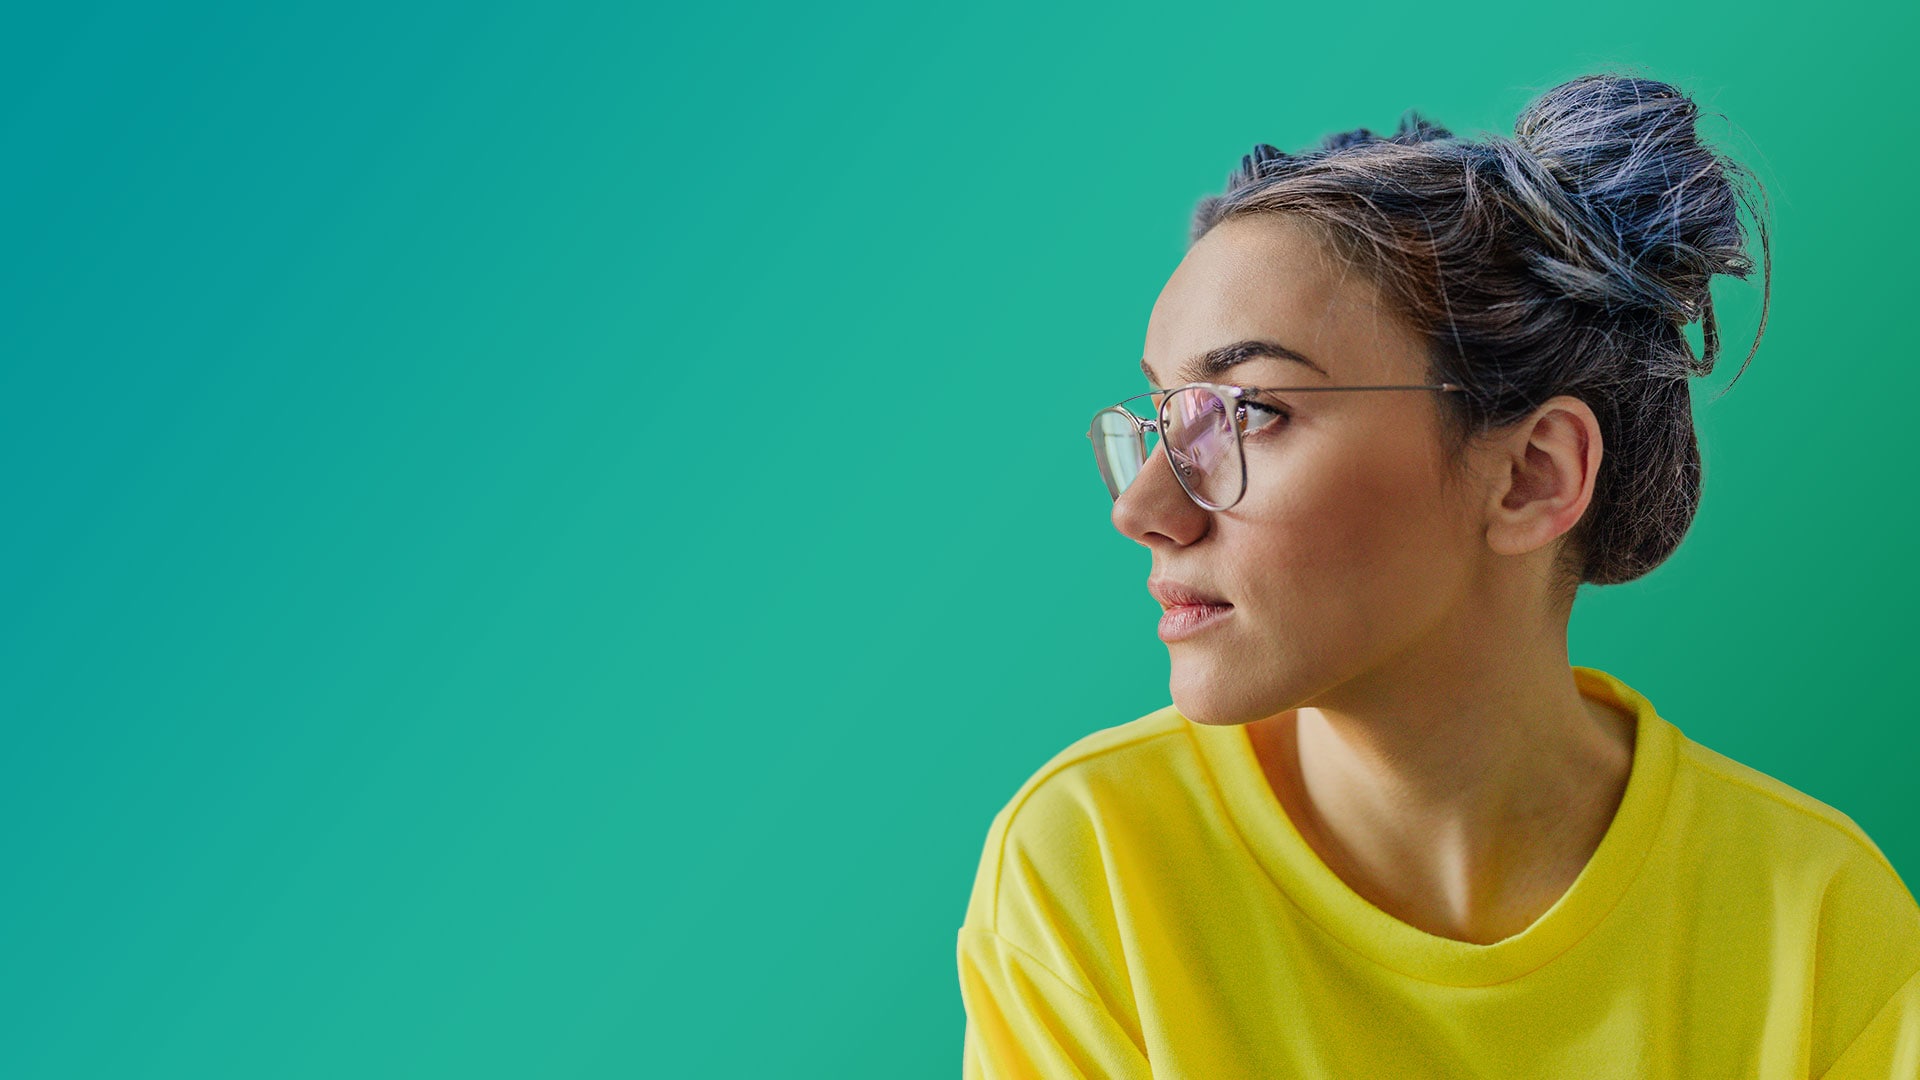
left=1483, top=397, right=1602, bottom=558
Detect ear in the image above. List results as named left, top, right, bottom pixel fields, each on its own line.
left=1483, top=395, right=1602, bottom=559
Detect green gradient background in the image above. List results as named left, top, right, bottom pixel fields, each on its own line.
left=3, top=1, right=1913, bottom=1075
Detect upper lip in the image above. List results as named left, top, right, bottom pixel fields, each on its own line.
left=1148, top=577, right=1231, bottom=610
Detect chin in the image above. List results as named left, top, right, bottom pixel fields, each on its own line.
left=1173, top=706, right=1249, bottom=728
left=1169, top=644, right=1313, bottom=726
left=1170, top=672, right=1276, bottom=727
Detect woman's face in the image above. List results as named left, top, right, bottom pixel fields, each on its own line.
left=1116, top=214, right=1490, bottom=726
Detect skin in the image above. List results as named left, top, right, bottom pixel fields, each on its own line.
left=1114, top=213, right=1637, bottom=947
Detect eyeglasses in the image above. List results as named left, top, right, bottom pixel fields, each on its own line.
left=1087, top=380, right=1467, bottom=511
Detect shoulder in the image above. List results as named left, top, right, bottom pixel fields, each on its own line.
left=955, top=711, right=1192, bottom=1040
left=1676, top=733, right=1907, bottom=882
left=960, top=704, right=1191, bottom=934
left=1672, top=730, right=1920, bottom=1045
left=995, top=707, right=1192, bottom=829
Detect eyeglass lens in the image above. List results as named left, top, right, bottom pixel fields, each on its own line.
left=1089, top=386, right=1244, bottom=510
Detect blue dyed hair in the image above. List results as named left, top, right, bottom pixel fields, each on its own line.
left=1191, top=73, right=1772, bottom=592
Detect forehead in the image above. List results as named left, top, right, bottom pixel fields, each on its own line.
left=1145, top=215, right=1413, bottom=384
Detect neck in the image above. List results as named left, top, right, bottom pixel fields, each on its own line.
left=1246, top=606, right=1637, bottom=945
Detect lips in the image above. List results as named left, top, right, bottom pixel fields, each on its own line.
left=1147, top=578, right=1231, bottom=610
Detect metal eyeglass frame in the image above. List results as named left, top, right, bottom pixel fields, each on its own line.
left=1087, top=379, right=1468, bottom=512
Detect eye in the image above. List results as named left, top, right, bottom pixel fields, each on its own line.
left=1242, top=400, right=1291, bottom=435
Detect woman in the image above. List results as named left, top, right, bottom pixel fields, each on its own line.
left=957, top=74, right=1920, bottom=1078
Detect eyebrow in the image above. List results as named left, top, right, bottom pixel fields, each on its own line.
left=1140, top=340, right=1329, bottom=387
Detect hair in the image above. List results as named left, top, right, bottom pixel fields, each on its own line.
left=1189, top=73, right=1771, bottom=601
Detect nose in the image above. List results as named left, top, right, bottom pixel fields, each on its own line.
left=1111, top=439, right=1212, bottom=547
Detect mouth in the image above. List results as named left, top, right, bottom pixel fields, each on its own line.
left=1157, top=601, right=1233, bottom=642
left=1147, top=577, right=1232, bottom=610
left=1161, top=597, right=1230, bottom=611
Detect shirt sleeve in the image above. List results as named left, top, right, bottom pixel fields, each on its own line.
left=1816, top=965, right=1920, bottom=1080
left=958, top=926, right=1152, bottom=1080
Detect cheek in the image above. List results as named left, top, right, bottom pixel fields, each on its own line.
left=1236, top=429, right=1462, bottom=616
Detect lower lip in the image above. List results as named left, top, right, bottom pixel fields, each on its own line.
left=1158, top=603, right=1232, bottom=642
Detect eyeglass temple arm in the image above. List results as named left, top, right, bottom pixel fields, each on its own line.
left=1099, top=382, right=1467, bottom=410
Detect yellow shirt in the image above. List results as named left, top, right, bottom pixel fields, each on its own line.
left=957, top=666, right=1920, bottom=1078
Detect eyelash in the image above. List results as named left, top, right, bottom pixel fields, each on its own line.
left=1243, top=400, right=1291, bottom=434
left=1149, top=390, right=1291, bottom=434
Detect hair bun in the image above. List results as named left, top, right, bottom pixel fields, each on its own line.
left=1490, top=74, right=1770, bottom=373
